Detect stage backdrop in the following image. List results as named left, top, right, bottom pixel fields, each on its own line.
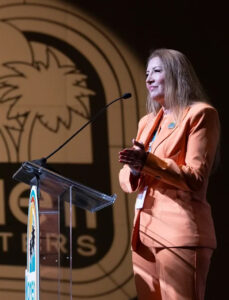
left=0, top=0, right=147, bottom=299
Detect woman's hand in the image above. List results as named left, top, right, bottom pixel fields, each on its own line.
left=119, top=139, right=148, bottom=172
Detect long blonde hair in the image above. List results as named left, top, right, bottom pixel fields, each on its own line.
left=146, top=49, right=209, bottom=121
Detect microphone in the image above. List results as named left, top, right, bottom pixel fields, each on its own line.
left=33, top=93, right=132, bottom=166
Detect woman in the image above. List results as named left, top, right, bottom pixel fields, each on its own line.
left=119, top=49, right=220, bottom=300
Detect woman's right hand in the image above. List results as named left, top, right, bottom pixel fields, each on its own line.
left=119, top=139, right=148, bottom=173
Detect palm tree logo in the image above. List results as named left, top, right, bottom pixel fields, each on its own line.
left=0, top=3, right=140, bottom=298
left=0, top=21, right=95, bottom=162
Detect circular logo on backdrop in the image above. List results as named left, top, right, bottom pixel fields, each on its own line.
left=0, top=1, right=142, bottom=299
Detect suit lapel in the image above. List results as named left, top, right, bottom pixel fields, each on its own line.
left=138, top=109, right=163, bottom=148
left=151, top=114, right=177, bottom=153
left=151, top=106, right=191, bottom=153
left=138, top=106, right=191, bottom=153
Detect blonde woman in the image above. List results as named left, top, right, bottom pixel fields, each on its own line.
left=119, top=49, right=220, bottom=300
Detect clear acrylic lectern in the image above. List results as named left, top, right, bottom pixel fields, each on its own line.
left=13, top=161, right=116, bottom=299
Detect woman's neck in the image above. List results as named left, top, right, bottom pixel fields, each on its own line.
left=162, top=106, right=171, bottom=115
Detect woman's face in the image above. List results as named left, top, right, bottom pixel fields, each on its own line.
left=146, top=56, right=165, bottom=106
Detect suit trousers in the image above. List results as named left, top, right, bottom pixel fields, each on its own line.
left=132, top=240, right=213, bottom=300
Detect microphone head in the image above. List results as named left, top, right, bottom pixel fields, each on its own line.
left=122, top=92, right=132, bottom=99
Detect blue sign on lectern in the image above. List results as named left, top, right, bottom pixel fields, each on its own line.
left=25, top=186, right=39, bottom=300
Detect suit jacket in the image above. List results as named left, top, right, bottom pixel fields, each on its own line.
left=119, top=102, right=220, bottom=249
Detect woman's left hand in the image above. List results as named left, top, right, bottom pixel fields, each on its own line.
left=119, top=139, right=148, bottom=172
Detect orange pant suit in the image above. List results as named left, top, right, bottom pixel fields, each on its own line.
left=119, top=102, right=220, bottom=300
